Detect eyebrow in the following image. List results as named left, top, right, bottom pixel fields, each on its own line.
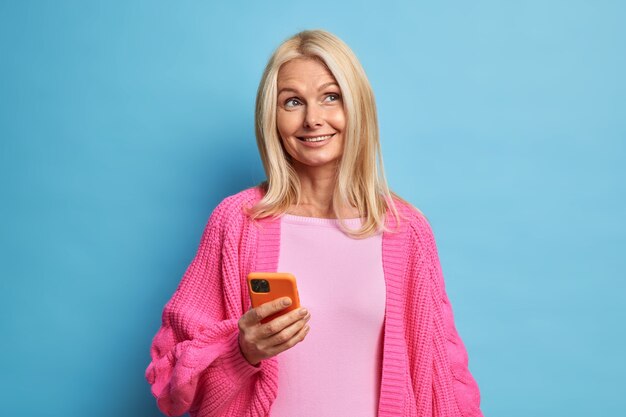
left=277, top=82, right=340, bottom=96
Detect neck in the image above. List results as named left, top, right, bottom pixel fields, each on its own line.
left=289, top=162, right=357, bottom=218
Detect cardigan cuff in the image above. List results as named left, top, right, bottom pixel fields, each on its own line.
left=219, top=334, right=262, bottom=384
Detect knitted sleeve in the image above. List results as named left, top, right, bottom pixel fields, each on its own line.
left=410, top=212, right=483, bottom=417
left=144, top=199, right=262, bottom=416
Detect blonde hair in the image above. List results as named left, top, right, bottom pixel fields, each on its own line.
left=248, top=29, right=411, bottom=238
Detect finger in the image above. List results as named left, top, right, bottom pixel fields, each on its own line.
left=265, top=312, right=310, bottom=347
left=242, top=297, right=292, bottom=326
left=268, top=322, right=310, bottom=356
left=260, top=307, right=309, bottom=338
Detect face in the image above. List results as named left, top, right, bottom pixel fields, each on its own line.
left=276, top=58, right=346, bottom=173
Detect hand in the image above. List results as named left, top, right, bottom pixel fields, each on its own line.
left=238, top=297, right=311, bottom=366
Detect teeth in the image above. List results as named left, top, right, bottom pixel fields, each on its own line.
left=301, top=134, right=333, bottom=142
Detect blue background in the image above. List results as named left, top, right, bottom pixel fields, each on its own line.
left=1, top=1, right=624, bottom=416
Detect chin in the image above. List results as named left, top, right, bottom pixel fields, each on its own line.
left=297, top=158, right=341, bottom=169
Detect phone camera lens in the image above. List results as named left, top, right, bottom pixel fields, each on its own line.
left=251, top=279, right=270, bottom=293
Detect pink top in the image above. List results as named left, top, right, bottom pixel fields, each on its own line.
left=271, top=214, right=386, bottom=416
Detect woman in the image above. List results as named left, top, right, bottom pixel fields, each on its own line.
left=146, top=29, right=483, bottom=417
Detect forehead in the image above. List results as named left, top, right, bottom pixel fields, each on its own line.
left=277, top=58, right=337, bottom=87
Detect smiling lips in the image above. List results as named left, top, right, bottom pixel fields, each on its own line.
left=297, top=133, right=335, bottom=142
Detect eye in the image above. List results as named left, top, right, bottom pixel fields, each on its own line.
left=284, top=98, right=302, bottom=109
left=324, top=93, right=341, bottom=103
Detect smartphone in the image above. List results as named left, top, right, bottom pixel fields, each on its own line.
left=247, top=272, right=300, bottom=324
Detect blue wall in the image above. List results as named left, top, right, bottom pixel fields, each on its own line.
left=1, top=1, right=624, bottom=416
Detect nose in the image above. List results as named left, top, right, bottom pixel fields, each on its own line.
left=304, top=104, right=323, bottom=128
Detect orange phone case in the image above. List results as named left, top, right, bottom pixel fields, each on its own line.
left=247, top=272, right=300, bottom=324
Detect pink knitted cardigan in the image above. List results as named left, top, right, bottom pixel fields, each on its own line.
left=145, top=186, right=483, bottom=417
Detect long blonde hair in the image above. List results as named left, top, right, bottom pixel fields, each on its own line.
left=248, top=29, right=409, bottom=238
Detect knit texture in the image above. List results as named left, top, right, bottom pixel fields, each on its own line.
left=145, top=186, right=483, bottom=417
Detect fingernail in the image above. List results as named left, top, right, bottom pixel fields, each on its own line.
left=299, top=308, right=308, bottom=316
left=282, top=298, right=291, bottom=306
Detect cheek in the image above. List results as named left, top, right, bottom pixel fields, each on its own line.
left=276, top=113, right=297, bottom=157
left=276, top=113, right=287, bottom=138
left=328, top=108, right=346, bottom=130
left=276, top=110, right=302, bottom=138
